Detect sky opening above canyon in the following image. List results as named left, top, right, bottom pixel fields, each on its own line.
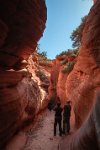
left=39, top=0, right=93, bottom=59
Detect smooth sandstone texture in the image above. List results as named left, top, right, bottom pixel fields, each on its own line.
left=59, top=0, right=100, bottom=149
left=0, top=0, right=46, bottom=69
left=0, top=0, right=47, bottom=148
left=49, top=0, right=100, bottom=149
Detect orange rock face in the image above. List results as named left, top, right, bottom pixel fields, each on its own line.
left=66, top=0, right=100, bottom=128
left=0, top=0, right=47, bottom=148
left=48, top=59, right=61, bottom=101
left=57, top=69, right=68, bottom=105
left=0, top=0, right=46, bottom=69
left=49, top=1, right=100, bottom=149
left=49, top=55, right=77, bottom=106
left=59, top=1, right=100, bottom=149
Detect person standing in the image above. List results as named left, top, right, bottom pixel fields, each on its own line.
left=63, top=101, right=71, bottom=134
left=54, top=101, right=63, bottom=136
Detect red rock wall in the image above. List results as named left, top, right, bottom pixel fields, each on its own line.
left=59, top=0, right=100, bottom=149
left=49, top=56, right=76, bottom=106
left=49, top=0, right=100, bottom=128
left=0, top=71, right=42, bottom=147
left=57, top=69, right=68, bottom=106
left=49, top=0, right=100, bottom=149
left=66, top=0, right=100, bottom=128
left=48, top=60, right=61, bottom=100
left=0, top=0, right=47, bottom=148
left=60, top=93, right=100, bottom=150
left=0, top=0, right=46, bottom=69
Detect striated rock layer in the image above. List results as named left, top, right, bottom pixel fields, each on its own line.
left=49, top=0, right=100, bottom=149
left=0, top=0, right=46, bottom=70
left=49, top=55, right=77, bottom=106
left=66, top=0, right=100, bottom=127
left=0, top=0, right=47, bottom=148
left=59, top=0, right=100, bottom=149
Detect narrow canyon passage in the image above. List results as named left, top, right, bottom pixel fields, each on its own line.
left=6, top=109, right=64, bottom=150
left=0, top=0, right=100, bottom=149
left=6, top=108, right=75, bottom=150
left=23, top=109, right=62, bottom=150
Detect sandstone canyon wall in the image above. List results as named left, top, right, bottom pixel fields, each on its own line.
left=49, top=54, right=77, bottom=106
left=61, top=0, right=100, bottom=149
left=65, top=0, right=100, bottom=128
left=49, top=0, right=100, bottom=149
left=0, top=0, right=47, bottom=148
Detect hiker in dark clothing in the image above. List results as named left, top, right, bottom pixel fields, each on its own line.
left=63, top=101, right=71, bottom=134
left=54, top=102, right=63, bottom=136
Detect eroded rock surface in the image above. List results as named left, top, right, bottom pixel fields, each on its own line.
left=66, top=0, right=100, bottom=128
left=0, top=0, right=47, bottom=148
left=0, top=0, right=46, bottom=69
left=49, top=0, right=100, bottom=149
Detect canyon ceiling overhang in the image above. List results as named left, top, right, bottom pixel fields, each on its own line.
left=0, top=0, right=47, bottom=70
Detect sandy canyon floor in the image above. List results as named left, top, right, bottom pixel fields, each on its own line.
left=6, top=109, right=74, bottom=150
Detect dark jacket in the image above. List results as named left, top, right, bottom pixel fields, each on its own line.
left=54, top=106, right=63, bottom=120
left=63, top=104, right=71, bottom=118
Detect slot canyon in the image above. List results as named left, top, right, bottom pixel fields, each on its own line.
left=0, top=0, right=100, bottom=150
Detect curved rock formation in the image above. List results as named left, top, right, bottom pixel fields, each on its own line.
left=48, top=60, right=61, bottom=100
left=59, top=0, right=100, bottom=149
left=49, top=54, right=77, bottom=106
left=0, top=0, right=46, bottom=70
left=59, top=93, right=100, bottom=150
left=66, top=0, right=100, bottom=128
left=0, top=0, right=47, bottom=148
left=49, top=0, right=100, bottom=149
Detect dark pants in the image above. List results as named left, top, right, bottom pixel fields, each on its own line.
left=63, top=117, right=70, bottom=134
left=54, top=117, right=62, bottom=136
